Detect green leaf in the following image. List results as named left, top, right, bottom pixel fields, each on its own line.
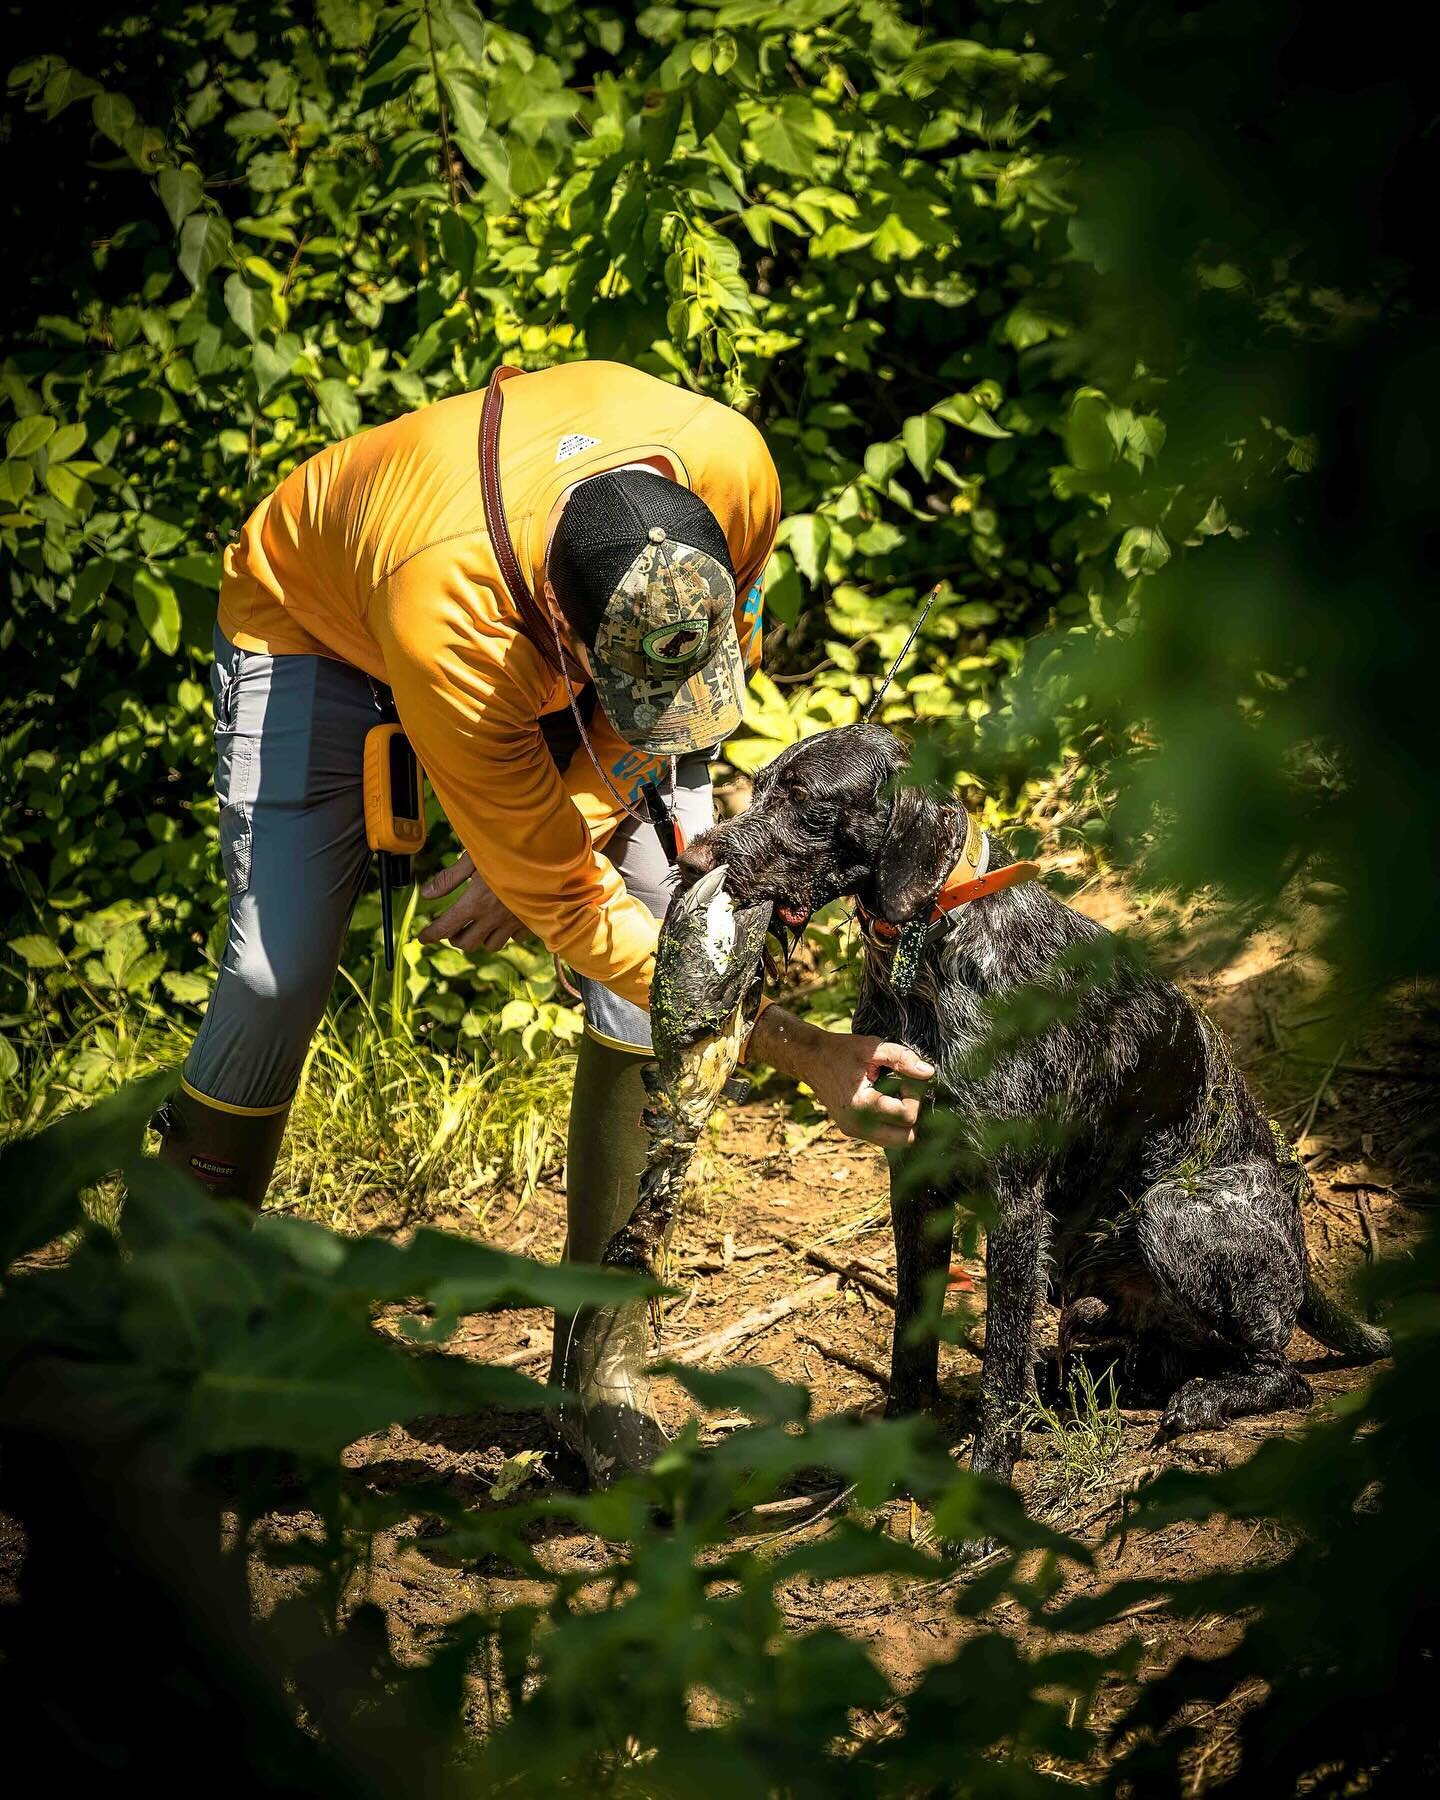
left=0, top=1072, right=173, bottom=1267
left=640, top=94, right=684, bottom=172
left=177, top=213, right=231, bottom=290
left=46, top=422, right=86, bottom=462
left=39, top=63, right=101, bottom=118
left=316, top=379, right=361, bottom=440
left=1127, top=414, right=1166, bottom=462
left=183, top=1293, right=550, bottom=1459
left=750, top=96, right=825, bottom=177
left=44, top=464, right=92, bottom=513
left=864, top=440, right=904, bottom=483
left=0, top=461, right=34, bottom=504
left=6, top=415, right=56, bottom=458
left=91, top=91, right=137, bottom=145
left=223, top=272, right=274, bottom=343
left=69, top=556, right=115, bottom=613
left=957, top=406, right=1012, bottom=440
left=1115, top=524, right=1171, bottom=577
left=340, top=1228, right=656, bottom=1321
left=253, top=332, right=301, bottom=401
left=455, top=129, right=511, bottom=195
left=1066, top=388, right=1115, bottom=473
left=157, top=164, right=204, bottom=231
left=137, top=514, right=185, bottom=558
left=856, top=521, right=905, bottom=556
left=439, top=210, right=478, bottom=286
left=764, top=551, right=803, bottom=627
left=441, top=0, right=488, bottom=63
left=870, top=212, right=923, bottom=262
left=8, top=934, right=65, bottom=969
left=317, top=0, right=381, bottom=48
left=507, top=142, right=555, bottom=198
left=689, top=73, right=730, bottom=144
left=444, top=69, right=488, bottom=142
left=783, top=513, right=830, bottom=585
left=660, top=1361, right=810, bottom=1425
left=132, top=567, right=182, bottom=654
left=161, top=971, right=213, bottom=1005
left=902, top=412, right=945, bottom=480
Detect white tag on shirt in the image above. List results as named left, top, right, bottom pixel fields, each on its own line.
left=555, top=433, right=600, bottom=463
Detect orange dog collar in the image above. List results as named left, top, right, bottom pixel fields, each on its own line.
left=857, top=811, right=1040, bottom=944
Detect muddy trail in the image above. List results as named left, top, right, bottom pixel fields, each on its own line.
left=258, top=876, right=1435, bottom=1779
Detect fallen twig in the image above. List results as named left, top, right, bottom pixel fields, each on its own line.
left=1295, top=1041, right=1347, bottom=1143
left=764, top=1230, right=899, bottom=1306
left=747, top=1493, right=828, bottom=1520
left=664, top=1274, right=841, bottom=1365
left=490, top=1343, right=550, bottom=1369
left=796, top=1329, right=890, bottom=1390
left=746, top=1484, right=857, bottom=1549
left=679, top=1242, right=780, bottom=1274
left=666, top=1277, right=702, bottom=1330
left=1112, top=1594, right=1174, bottom=1622
left=1356, top=1191, right=1380, bottom=1266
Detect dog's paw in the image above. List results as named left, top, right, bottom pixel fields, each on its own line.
left=1152, top=1378, right=1228, bottom=1446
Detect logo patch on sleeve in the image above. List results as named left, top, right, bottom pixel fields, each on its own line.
left=555, top=433, right=601, bottom=463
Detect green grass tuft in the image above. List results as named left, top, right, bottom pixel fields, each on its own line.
left=1020, top=1358, right=1127, bottom=1513
left=274, top=970, right=572, bottom=1230
left=2, top=921, right=575, bottom=1235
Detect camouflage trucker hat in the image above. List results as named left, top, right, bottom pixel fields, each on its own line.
left=546, top=469, right=744, bottom=755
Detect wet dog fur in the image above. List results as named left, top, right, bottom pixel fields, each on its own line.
left=678, top=724, right=1387, bottom=1486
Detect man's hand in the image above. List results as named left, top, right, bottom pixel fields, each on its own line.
left=747, top=1006, right=934, bottom=1148
left=418, top=853, right=525, bottom=952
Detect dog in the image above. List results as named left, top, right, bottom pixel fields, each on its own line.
left=678, top=723, right=1388, bottom=1486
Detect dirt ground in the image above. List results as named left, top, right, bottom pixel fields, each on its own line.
left=247, top=873, right=1436, bottom=1779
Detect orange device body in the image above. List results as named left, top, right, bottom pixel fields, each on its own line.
left=363, top=723, right=426, bottom=854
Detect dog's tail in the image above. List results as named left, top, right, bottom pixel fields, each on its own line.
left=1298, top=1273, right=1391, bottom=1362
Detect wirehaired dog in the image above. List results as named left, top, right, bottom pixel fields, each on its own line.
left=678, top=724, right=1388, bottom=1486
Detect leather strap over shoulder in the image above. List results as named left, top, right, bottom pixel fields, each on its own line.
left=479, top=364, right=562, bottom=671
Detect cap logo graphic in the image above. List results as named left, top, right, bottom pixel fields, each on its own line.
left=642, top=616, right=710, bottom=666
left=555, top=432, right=600, bottom=463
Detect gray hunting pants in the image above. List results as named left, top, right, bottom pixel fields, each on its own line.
left=182, top=628, right=711, bottom=1113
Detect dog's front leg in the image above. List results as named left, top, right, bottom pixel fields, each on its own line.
left=884, top=1156, right=952, bottom=1416
left=971, top=1180, right=1048, bottom=1484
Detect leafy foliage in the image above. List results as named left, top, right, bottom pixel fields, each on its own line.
left=2, top=0, right=1439, bottom=1791
left=2, top=0, right=1089, bottom=1093
left=3, top=1055, right=1437, bottom=1792
left=1, top=1081, right=1120, bottom=1795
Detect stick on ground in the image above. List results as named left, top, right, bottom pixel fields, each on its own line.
left=764, top=1230, right=900, bottom=1306
left=663, top=1273, right=841, bottom=1365
left=795, top=1328, right=890, bottom=1390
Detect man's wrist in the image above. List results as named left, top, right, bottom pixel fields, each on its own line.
left=744, top=1003, right=816, bottom=1079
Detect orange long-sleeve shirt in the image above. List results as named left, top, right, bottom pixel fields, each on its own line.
left=217, top=361, right=780, bottom=1008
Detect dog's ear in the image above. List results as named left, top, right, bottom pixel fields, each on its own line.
left=865, top=784, right=961, bottom=923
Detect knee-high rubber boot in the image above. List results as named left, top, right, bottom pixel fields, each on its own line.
left=550, top=1032, right=668, bottom=1486
left=153, top=1083, right=289, bottom=1211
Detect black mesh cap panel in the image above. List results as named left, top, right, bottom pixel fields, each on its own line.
left=546, top=469, right=734, bottom=648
